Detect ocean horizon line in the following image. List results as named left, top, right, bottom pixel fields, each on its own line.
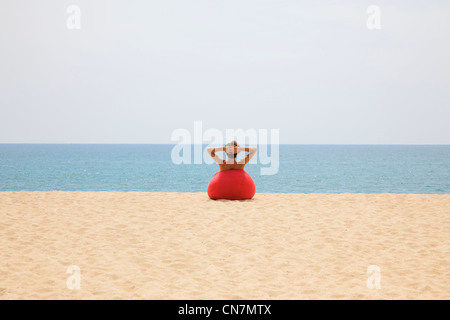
left=1, top=143, right=449, bottom=146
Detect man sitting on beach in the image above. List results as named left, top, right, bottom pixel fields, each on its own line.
left=206, top=141, right=257, bottom=170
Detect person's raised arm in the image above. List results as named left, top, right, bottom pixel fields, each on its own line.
left=237, top=146, right=257, bottom=165
left=207, top=147, right=226, bottom=164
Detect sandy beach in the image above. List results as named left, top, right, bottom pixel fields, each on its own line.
left=0, top=192, right=448, bottom=300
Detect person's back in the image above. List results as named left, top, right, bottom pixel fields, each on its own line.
left=219, top=161, right=245, bottom=171
left=206, top=141, right=257, bottom=170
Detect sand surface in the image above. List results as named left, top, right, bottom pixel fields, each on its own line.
left=0, top=192, right=449, bottom=300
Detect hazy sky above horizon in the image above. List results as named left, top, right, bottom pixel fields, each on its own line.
left=1, top=0, right=449, bottom=144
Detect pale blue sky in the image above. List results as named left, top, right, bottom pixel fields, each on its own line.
left=0, top=0, right=449, bottom=144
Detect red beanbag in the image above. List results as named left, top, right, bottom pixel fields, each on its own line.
left=207, top=170, right=256, bottom=200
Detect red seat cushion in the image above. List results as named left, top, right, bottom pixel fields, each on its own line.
left=207, top=170, right=255, bottom=200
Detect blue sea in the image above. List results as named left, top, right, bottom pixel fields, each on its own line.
left=0, top=144, right=449, bottom=194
